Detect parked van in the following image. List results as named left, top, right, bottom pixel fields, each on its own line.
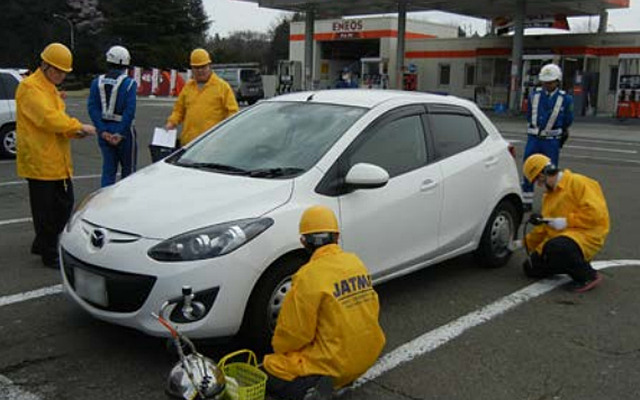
left=213, top=64, right=264, bottom=105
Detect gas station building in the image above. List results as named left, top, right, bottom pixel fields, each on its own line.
left=244, top=0, right=640, bottom=117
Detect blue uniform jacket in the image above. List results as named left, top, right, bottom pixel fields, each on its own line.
left=527, top=87, right=574, bottom=131
left=87, top=69, right=137, bottom=143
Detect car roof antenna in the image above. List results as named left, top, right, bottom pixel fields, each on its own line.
left=306, top=93, right=315, bottom=101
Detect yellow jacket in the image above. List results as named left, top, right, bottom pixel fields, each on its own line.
left=525, top=170, right=610, bottom=261
left=16, top=68, right=83, bottom=180
left=263, top=244, right=386, bottom=388
left=167, top=72, right=238, bottom=146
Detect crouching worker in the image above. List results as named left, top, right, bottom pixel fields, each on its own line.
left=263, top=205, right=386, bottom=400
left=516, top=154, right=610, bottom=292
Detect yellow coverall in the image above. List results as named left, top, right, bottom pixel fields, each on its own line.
left=16, top=68, right=83, bottom=180
left=263, top=244, right=386, bottom=388
left=166, top=72, right=238, bottom=146
left=525, top=169, right=610, bottom=261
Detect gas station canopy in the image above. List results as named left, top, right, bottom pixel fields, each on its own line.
left=241, top=0, right=629, bottom=18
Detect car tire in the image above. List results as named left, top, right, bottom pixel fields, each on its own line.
left=240, top=253, right=307, bottom=353
left=475, top=200, right=518, bottom=268
left=0, top=123, right=17, bottom=159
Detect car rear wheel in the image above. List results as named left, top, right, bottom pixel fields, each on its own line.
left=0, top=123, right=16, bottom=159
left=240, top=254, right=307, bottom=352
left=475, top=200, right=518, bottom=268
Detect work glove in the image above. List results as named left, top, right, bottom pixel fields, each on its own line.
left=560, top=129, right=569, bottom=148
left=547, top=217, right=567, bottom=231
left=528, top=213, right=546, bottom=226
left=507, top=239, right=523, bottom=251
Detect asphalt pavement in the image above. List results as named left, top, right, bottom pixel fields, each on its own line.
left=1, top=96, right=639, bottom=400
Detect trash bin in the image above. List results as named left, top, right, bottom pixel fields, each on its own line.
left=149, top=144, right=177, bottom=163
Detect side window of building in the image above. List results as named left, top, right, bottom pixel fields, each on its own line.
left=347, top=114, right=427, bottom=178
left=464, top=63, right=476, bottom=87
left=609, top=65, right=619, bottom=92
left=439, top=64, right=451, bottom=86
left=428, top=108, right=482, bottom=160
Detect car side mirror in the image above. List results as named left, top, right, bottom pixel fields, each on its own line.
left=345, top=163, right=389, bottom=190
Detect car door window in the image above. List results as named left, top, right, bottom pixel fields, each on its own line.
left=347, top=114, right=427, bottom=178
left=0, top=73, right=18, bottom=100
left=428, top=110, right=482, bottom=160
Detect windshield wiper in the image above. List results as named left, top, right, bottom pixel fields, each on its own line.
left=177, top=162, right=248, bottom=174
left=247, top=167, right=305, bottom=178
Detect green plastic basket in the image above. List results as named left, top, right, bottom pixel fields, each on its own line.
left=218, top=349, right=267, bottom=400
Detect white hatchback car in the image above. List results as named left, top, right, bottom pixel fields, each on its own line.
left=0, top=69, right=21, bottom=158
left=60, top=90, right=523, bottom=348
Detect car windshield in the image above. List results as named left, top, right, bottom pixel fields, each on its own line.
left=172, top=101, right=367, bottom=178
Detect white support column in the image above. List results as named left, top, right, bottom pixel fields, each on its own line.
left=598, top=9, right=608, bottom=33
left=396, top=0, right=407, bottom=90
left=304, top=9, right=315, bottom=90
left=509, top=0, right=526, bottom=113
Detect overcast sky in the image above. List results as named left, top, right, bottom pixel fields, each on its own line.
left=204, top=0, right=640, bottom=37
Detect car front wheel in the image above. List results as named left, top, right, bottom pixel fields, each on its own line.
left=475, top=200, right=518, bottom=268
left=0, top=123, right=16, bottom=159
left=240, top=254, right=307, bottom=352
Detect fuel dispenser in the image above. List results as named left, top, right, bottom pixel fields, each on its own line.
left=276, top=60, right=302, bottom=95
left=403, top=63, right=418, bottom=91
left=615, top=54, right=640, bottom=119
left=360, top=57, right=389, bottom=89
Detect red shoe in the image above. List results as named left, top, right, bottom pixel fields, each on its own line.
left=573, top=273, right=603, bottom=293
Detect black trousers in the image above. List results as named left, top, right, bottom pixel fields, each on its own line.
left=265, top=371, right=327, bottom=400
left=27, top=178, right=74, bottom=263
left=525, top=236, right=597, bottom=283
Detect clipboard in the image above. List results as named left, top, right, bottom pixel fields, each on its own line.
left=151, top=127, right=177, bottom=148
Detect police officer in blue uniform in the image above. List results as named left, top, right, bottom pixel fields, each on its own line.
left=88, top=45, right=138, bottom=187
left=522, top=63, right=574, bottom=211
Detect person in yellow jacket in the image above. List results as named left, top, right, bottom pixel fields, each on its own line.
left=516, top=154, right=609, bottom=292
left=165, top=48, right=238, bottom=146
left=16, top=43, right=96, bottom=268
left=263, top=205, right=386, bottom=400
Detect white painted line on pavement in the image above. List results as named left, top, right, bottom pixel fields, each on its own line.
left=346, top=259, right=640, bottom=392
left=0, top=218, right=31, bottom=227
left=563, top=153, right=640, bottom=166
left=1, top=260, right=638, bottom=398
left=566, top=145, right=637, bottom=154
left=0, top=160, right=15, bottom=164
left=0, top=285, right=63, bottom=308
left=0, top=174, right=101, bottom=187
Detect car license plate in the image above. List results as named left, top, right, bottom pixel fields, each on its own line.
left=74, top=268, right=108, bottom=307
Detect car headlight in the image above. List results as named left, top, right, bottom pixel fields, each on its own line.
left=148, top=218, right=274, bottom=262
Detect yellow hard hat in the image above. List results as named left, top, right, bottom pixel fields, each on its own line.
left=41, top=42, right=73, bottom=73
left=299, top=205, right=339, bottom=235
left=523, top=154, right=552, bottom=183
left=190, top=48, right=211, bottom=67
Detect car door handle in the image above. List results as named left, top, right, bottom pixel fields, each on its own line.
left=420, top=179, right=438, bottom=192
left=484, top=157, right=499, bottom=167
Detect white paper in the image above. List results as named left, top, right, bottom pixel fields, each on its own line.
left=151, top=127, right=177, bottom=148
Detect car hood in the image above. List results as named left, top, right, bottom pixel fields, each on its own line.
left=81, top=162, right=293, bottom=239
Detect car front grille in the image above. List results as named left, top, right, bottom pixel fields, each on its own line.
left=62, top=249, right=156, bottom=313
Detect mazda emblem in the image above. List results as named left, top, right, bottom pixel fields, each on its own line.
left=90, top=229, right=107, bottom=249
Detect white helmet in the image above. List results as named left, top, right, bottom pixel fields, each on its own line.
left=106, top=45, right=131, bottom=66
left=538, top=64, right=562, bottom=83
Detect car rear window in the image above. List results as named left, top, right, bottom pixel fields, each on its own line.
left=240, top=69, right=261, bottom=83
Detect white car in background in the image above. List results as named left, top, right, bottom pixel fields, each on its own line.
left=60, top=90, right=523, bottom=349
left=0, top=69, right=22, bottom=158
